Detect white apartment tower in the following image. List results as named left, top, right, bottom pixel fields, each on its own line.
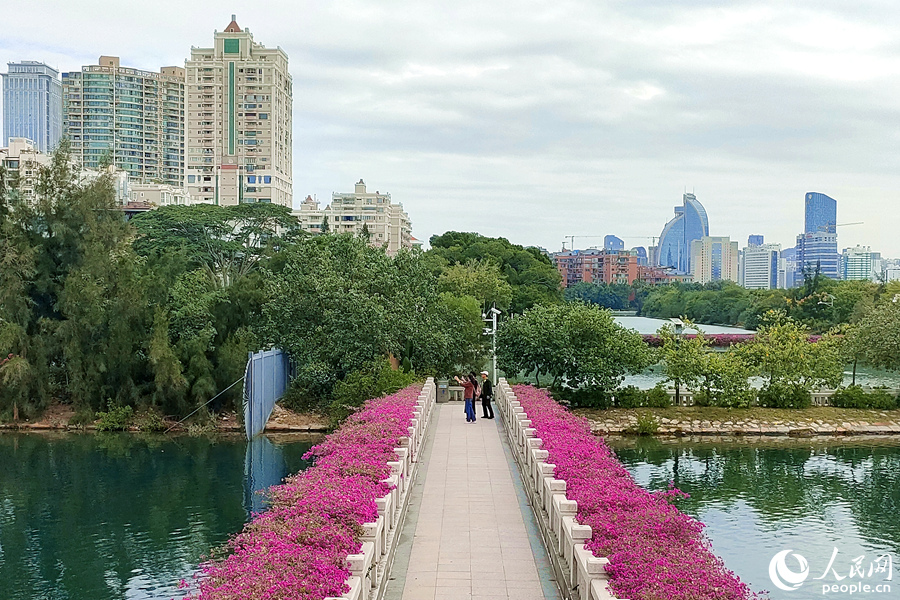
left=740, top=243, right=781, bottom=290
left=185, top=16, right=292, bottom=206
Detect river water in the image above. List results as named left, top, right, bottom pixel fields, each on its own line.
left=609, top=437, right=900, bottom=600
left=0, top=432, right=319, bottom=600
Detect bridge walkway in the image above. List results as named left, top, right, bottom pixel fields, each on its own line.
left=384, top=403, right=560, bottom=600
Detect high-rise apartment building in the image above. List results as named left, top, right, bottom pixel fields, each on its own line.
left=656, top=192, right=709, bottom=274
left=2, top=61, right=62, bottom=153
left=292, top=180, right=412, bottom=255
left=689, top=236, right=738, bottom=284
left=741, top=243, right=780, bottom=290
left=62, top=56, right=185, bottom=185
left=841, top=246, right=875, bottom=281
left=185, top=16, right=292, bottom=206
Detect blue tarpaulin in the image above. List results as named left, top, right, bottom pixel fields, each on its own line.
left=243, top=348, right=290, bottom=439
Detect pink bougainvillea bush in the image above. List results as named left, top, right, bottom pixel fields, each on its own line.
left=513, top=385, right=760, bottom=600
left=195, top=384, right=422, bottom=600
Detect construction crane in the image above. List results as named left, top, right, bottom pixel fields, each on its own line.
left=836, top=222, right=863, bottom=227
left=561, top=235, right=605, bottom=251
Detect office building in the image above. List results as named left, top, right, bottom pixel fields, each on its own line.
left=796, top=231, right=839, bottom=280
left=805, top=192, right=837, bottom=234
left=62, top=56, right=184, bottom=185
left=748, top=234, right=764, bottom=247
left=185, top=16, right=292, bottom=206
left=632, top=246, right=648, bottom=266
left=656, top=192, right=709, bottom=274
left=0, top=137, right=52, bottom=201
left=741, top=243, right=781, bottom=290
left=603, top=235, right=624, bottom=251
left=689, top=236, right=739, bottom=284
left=2, top=61, right=62, bottom=153
left=841, top=246, right=875, bottom=281
left=292, top=180, right=412, bottom=255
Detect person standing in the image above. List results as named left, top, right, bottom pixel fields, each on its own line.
left=456, top=374, right=477, bottom=422
left=479, top=371, right=494, bottom=419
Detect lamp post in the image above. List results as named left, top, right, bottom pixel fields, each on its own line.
left=670, top=317, right=684, bottom=406
left=483, top=307, right=501, bottom=384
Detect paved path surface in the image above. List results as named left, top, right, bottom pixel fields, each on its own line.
left=393, top=404, right=550, bottom=600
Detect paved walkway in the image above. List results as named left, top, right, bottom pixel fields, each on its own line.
left=393, top=404, right=550, bottom=600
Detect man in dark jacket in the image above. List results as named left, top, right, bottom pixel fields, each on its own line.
left=479, top=371, right=494, bottom=419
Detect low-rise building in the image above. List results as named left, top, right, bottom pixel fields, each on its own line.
left=292, top=180, right=413, bottom=255
left=130, top=183, right=194, bottom=207
left=0, top=137, right=51, bottom=201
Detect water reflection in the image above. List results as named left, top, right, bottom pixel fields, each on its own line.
left=0, top=432, right=318, bottom=600
left=609, top=437, right=900, bottom=599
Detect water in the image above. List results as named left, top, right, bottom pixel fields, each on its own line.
left=609, top=437, right=900, bottom=599
left=0, top=432, right=319, bottom=600
left=613, top=315, right=755, bottom=335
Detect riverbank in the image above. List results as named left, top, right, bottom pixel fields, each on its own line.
left=0, top=401, right=329, bottom=433
left=576, top=406, right=900, bottom=436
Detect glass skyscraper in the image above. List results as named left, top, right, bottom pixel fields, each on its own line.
left=2, top=61, right=62, bottom=153
left=804, top=192, right=836, bottom=234
left=656, top=192, right=709, bottom=274
left=797, top=191, right=839, bottom=280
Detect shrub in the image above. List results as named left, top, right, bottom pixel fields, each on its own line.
left=615, top=386, right=645, bottom=408
left=831, top=386, right=898, bottom=410
left=632, top=412, right=659, bottom=435
left=282, top=361, right=338, bottom=413
left=551, top=385, right=612, bottom=409
left=757, top=384, right=811, bottom=409
left=645, top=384, right=671, bottom=408
left=135, top=408, right=167, bottom=432
left=328, top=359, right=417, bottom=425
left=68, top=405, right=96, bottom=428
left=95, top=405, right=134, bottom=431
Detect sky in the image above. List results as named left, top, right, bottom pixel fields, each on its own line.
left=2, top=0, right=900, bottom=255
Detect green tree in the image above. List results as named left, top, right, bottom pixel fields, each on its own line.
left=853, top=301, right=900, bottom=372
left=437, top=259, right=513, bottom=311
left=428, top=231, right=562, bottom=312
left=656, top=321, right=709, bottom=405
left=497, top=302, right=652, bottom=390
left=739, top=310, right=843, bottom=407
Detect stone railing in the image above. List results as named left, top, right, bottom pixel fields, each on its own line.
left=325, top=378, right=436, bottom=600
left=496, top=379, right=626, bottom=600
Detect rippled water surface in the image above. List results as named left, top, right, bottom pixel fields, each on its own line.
left=609, top=437, right=900, bottom=600
left=0, top=432, right=319, bottom=600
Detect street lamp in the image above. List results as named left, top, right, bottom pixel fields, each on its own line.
left=670, top=318, right=684, bottom=406
left=483, top=307, right=501, bottom=384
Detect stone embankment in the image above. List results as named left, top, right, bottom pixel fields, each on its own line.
left=579, top=408, right=900, bottom=436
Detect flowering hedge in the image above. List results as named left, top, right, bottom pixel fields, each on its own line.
left=194, top=384, right=422, bottom=600
left=642, top=333, right=754, bottom=347
left=513, top=385, right=759, bottom=600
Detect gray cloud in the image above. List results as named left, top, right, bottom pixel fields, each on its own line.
left=2, top=0, right=898, bottom=255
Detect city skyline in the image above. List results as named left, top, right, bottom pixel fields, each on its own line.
left=2, top=1, right=899, bottom=256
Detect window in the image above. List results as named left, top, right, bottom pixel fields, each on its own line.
left=263, top=175, right=271, bottom=184
left=259, top=113, right=268, bottom=119
left=188, top=175, right=195, bottom=183
left=247, top=175, right=256, bottom=183
left=224, top=39, right=240, bottom=54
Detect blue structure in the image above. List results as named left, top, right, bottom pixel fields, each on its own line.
left=632, top=246, right=648, bottom=266
left=2, top=61, right=62, bottom=153
left=805, top=192, right=836, bottom=234
left=656, top=192, right=709, bottom=274
left=603, top=235, right=624, bottom=251
left=243, top=348, right=291, bottom=439
left=748, top=235, right=764, bottom=247
left=797, top=192, right=839, bottom=281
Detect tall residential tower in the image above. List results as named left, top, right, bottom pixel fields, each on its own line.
left=185, top=16, right=293, bottom=206
left=2, top=61, right=62, bottom=153
left=62, top=56, right=185, bottom=184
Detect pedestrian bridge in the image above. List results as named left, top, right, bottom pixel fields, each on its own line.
left=325, top=379, right=621, bottom=600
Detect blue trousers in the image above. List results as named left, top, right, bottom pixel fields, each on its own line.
left=464, top=399, right=476, bottom=422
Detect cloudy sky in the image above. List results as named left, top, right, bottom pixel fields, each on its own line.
left=3, top=0, right=899, bottom=255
